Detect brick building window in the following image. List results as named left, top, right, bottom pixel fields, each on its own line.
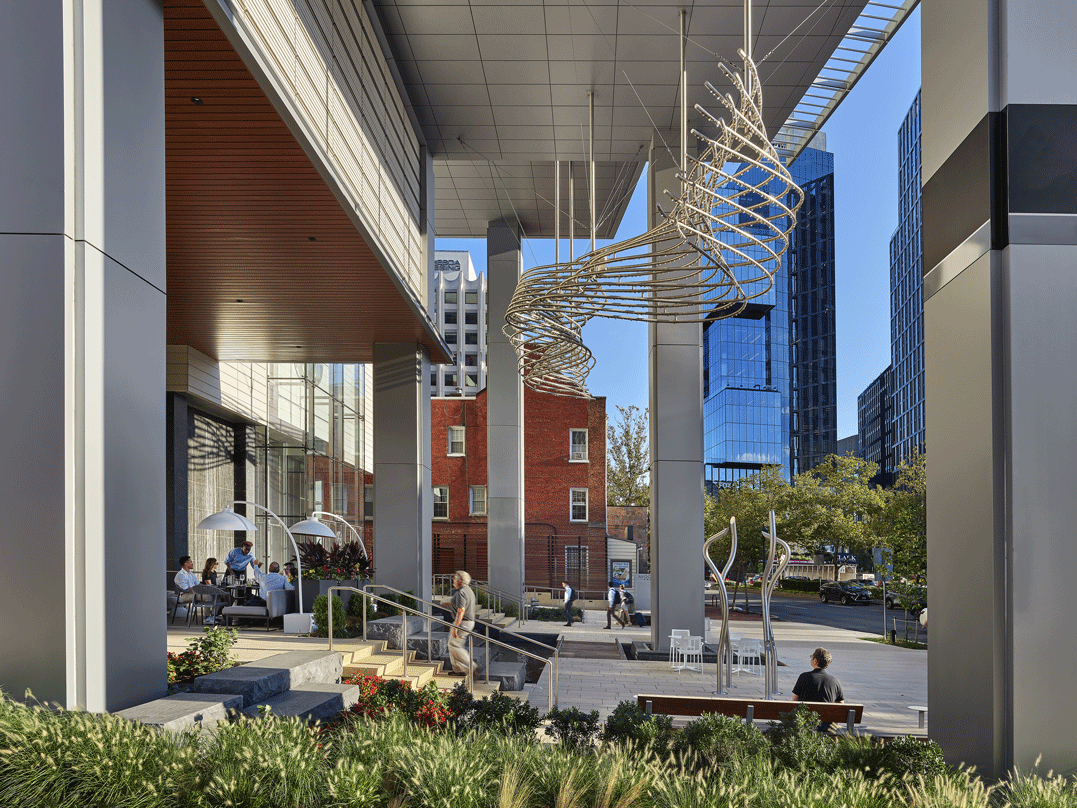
left=469, top=485, right=487, bottom=515
left=570, top=488, right=588, bottom=522
left=364, top=484, right=374, bottom=520
left=448, top=426, right=465, bottom=455
left=565, top=545, right=588, bottom=579
left=570, top=429, right=588, bottom=461
left=433, top=486, right=449, bottom=519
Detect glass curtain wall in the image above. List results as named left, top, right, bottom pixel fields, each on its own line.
left=253, top=363, right=368, bottom=568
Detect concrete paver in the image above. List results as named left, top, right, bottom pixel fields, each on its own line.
left=170, top=610, right=927, bottom=736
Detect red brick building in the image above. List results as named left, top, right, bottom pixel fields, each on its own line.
left=429, top=387, right=609, bottom=594
left=607, top=505, right=650, bottom=572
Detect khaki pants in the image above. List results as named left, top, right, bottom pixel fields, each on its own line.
left=448, top=619, right=476, bottom=674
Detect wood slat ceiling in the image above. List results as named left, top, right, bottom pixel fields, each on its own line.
left=165, top=0, right=448, bottom=364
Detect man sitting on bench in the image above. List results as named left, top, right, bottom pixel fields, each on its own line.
left=792, top=647, right=845, bottom=732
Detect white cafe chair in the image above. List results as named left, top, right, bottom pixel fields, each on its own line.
left=668, top=629, right=690, bottom=668
left=676, top=635, right=704, bottom=672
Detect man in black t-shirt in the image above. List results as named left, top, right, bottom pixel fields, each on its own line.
left=792, top=647, right=844, bottom=730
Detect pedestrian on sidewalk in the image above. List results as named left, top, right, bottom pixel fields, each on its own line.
left=562, top=581, right=576, bottom=626
left=449, top=570, right=478, bottom=676
left=605, top=582, right=626, bottom=629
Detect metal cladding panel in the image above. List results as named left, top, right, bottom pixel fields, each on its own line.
left=924, top=251, right=1002, bottom=776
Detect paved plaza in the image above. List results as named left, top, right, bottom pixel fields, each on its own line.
left=168, top=609, right=927, bottom=737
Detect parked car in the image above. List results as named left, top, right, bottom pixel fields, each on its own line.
left=819, top=581, right=873, bottom=605
left=885, top=586, right=927, bottom=614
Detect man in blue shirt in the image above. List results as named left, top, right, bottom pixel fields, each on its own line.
left=251, top=562, right=294, bottom=593
left=224, top=540, right=261, bottom=580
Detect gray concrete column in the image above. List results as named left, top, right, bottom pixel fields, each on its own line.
left=647, top=132, right=705, bottom=649
left=923, top=0, right=1077, bottom=777
left=372, top=344, right=433, bottom=603
left=485, top=221, right=525, bottom=597
left=0, top=0, right=167, bottom=711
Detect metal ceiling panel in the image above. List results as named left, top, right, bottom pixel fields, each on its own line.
left=372, top=0, right=875, bottom=238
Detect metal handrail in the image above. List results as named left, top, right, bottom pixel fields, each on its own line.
left=326, top=585, right=559, bottom=710
left=524, top=584, right=606, bottom=602
left=431, top=575, right=525, bottom=625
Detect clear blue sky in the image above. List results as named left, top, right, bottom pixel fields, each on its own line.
left=437, top=8, right=921, bottom=439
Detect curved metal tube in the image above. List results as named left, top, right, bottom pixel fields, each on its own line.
left=503, top=51, right=804, bottom=397
left=761, top=509, right=790, bottom=698
left=703, top=517, right=738, bottom=694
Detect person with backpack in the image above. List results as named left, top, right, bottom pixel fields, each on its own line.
left=617, top=585, right=635, bottom=627
left=562, top=581, right=576, bottom=626
left=605, top=582, right=626, bottom=629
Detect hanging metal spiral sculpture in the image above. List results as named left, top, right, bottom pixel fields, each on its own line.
left=504, top=51, right=804, bottom=397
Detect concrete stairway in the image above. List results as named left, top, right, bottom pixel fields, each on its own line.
left=119, top=650, right=354, bottom=729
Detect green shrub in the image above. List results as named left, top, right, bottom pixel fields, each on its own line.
left=167, top=626, right=238, bottom=683
left=767, top=704, right=836, bottom=771
left=312, top=594, right=346, bottom=636
left=779, top=578, right=822, bottom=593
left=671, top=712, right=768, bottom=770
left=881, top=736, right=950, bottom=778
left=445, top=681, right=476, bottom=725
left=544, top=706, right=600, bottom=751
left=467, top=691, right=542, bottom=738
left=600, top=699, right=674, bottom=756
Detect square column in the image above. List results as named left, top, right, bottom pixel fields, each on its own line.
left=0, top=0, right=167, bottom=711
left=372, top=344, right=433, bottom=603
left=485, top=221, right=525, bottom=597
left=923, top=0, right=1077, bottom=777
left=647, top=131, right=705, bottom=649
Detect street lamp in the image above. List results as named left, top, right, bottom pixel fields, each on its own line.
left=196, top=501, right=335, bottom=630
left=289, top=511, right=369, bottom=559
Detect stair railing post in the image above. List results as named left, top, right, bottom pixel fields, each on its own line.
left=484, top=622, right=490, bottom=684
left=467, top=634, right=474, bottom=696
left=402, top=610, right=408, bottom=678
left=328, top=587, right=335, bottom=651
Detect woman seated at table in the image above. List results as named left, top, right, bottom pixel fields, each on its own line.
left=202, top=557, right=218, bottom=586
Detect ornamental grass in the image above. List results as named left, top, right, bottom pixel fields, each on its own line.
left=2, top=689, right=1076, bottom=808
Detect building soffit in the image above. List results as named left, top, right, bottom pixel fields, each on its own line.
left=370, top=0, right=883, bottom=239
left=165, top=0, right=450, bottom=364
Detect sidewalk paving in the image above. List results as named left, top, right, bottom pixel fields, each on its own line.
left=169, top=609, right=927, bottom=736
left=520, top=609, right=928, bottom=737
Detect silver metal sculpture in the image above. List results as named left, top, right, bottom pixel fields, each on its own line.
left=760, top=509, right=790, bottom=699
left=504, top=3, right=804, bottom=396
left=703, top=517, right=738, bottom=695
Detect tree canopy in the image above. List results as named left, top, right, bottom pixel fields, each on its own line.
left=875, top=450, right=927, bottom=580
left=606, top=405, right=649, bottom=507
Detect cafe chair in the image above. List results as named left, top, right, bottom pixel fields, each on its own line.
left=668, top=629, right=690, bottom=668
left=676, top=635, right=704, bottom=672
left=188, top=584, right=230, bottom=626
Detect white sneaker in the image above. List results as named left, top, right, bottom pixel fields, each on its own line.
left=203, top=616, right=215, bottom=625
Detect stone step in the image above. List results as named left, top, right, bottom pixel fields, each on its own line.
left=188, top=651, right=343, bottom=707
left=241, top=682, right=360, bottom=723
left=430, top=673, right=502, bottom=698
left=484, top=660, right=527, bottom=691
left=334, top=639, right=387, bottom=665
left=116, top=692, right=244, bottom=731
left=344, top=649, right=416, bottom=678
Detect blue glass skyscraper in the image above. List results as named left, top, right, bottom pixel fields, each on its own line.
left=703, top=143, right=837, bottom=489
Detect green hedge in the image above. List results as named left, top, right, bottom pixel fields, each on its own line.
left=779, top=578, right=822, bottom=593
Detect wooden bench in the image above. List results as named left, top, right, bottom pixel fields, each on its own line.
left=637, top=694, right=864, bottom=734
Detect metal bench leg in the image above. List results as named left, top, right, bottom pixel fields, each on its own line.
left=847, top=709, right=855, bottom=734
left=745, top=704, right=754, bottom=727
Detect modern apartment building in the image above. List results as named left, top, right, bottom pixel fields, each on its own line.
left=856, top=91, right=924, bottom=480
left=890, top=90, right=925, bottom=462
left=430, top=251, right=488, bottom=397
left=703, top=142, right=837, bottom=489
left=856, top=366, right=894, bottom=485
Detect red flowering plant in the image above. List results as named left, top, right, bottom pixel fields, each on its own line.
left=298, top=540, right=372, bottom=580
left=322, top=675, right=456, bottom=733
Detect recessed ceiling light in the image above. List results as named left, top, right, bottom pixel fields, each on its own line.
left=295, top=345, right=302, bottom=349
left=308, top=236, right=317, bottom=242
left=191, top=97, right=203, bottom=105
left=235, top=299, right=244, bottom=303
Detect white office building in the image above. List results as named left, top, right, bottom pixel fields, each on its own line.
left=430, top=252, right=488, bottom=397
